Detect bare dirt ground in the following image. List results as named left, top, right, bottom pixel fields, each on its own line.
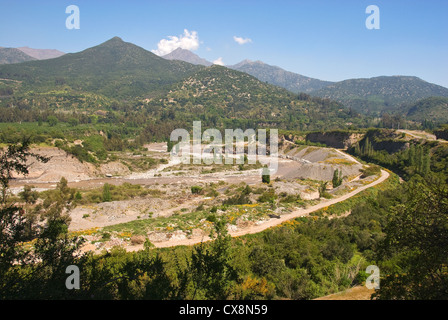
left=124, top=169, right=389, bottom=250
left=8, top=142, right=389, bottom=252
left=314, top=286, right=375, bottom=300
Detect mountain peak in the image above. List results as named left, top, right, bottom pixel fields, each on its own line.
left=229, top=59, right=266, bottom=69
left=100, top=37, right=126, bottom=47
left=109, top=36, right=124, bottom=42
left=162, top=47, right=212, bottom=66
left=229, top=59, right=333, bottom=93
left=17, top=46, right=65, bottom=60
left=0, top=47, right=37, bottom=64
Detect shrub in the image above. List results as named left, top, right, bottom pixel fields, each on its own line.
left=257, top=190, right=277, bottom=203
left=102, top=183, right=112, bottom=202
left=262, top=167, right=270, bottom=184
left=360, top=165, right=381, bottom=178
left=191, top=186, right=203, bottom=194
left=223, top=193, right=251, bottom=206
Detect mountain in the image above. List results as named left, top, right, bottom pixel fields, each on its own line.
left=162, top=48, right=212, bottom=66
left=228, top=59, right=333, bottom=93
left=0, top=37, right=366, bottom=132
left=0, top=47, right=36, bottom=64
left=310, top=76, right=448, bottom=115
left=400, top=96, right=448, bottom=124
left=17, top=47, right=65, bottom=60
left=0, top=37, right=203, bottom=98
left=154, top=64, right=356, bottom=130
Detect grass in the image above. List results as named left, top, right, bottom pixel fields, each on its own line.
left=321, top=158, right=356, bottom=166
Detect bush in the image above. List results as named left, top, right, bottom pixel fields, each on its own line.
left=223, top=193, right=251, bottom=205
left=279, top=193, right=301, bottom=203
left=360, top=165, right=381, bottom=178
left=257, top=190, right=277, bottom=203
left=102, top=183, right=112, bottom=202
left=191, top=186, right=203, bottom=194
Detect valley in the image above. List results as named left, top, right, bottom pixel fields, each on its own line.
left=8, top=140, right=384, bottom=254
left=0, top=30, right=447, bottom=301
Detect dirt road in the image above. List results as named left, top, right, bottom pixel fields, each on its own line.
left=397, top=129, right=447, bottom=143
left=126, top=169, right=390, bottom=250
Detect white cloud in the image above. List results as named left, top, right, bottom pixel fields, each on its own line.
left=152, top=29, right=200, bottom=56
left=213, top=57, right=225, bottom=66
left=233, top=36, right=252, bottom=45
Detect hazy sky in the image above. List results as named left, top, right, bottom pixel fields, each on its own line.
left=1, top=0, right=447, bottom=87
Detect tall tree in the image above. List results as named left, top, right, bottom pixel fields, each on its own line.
left=376, top=175, right=448, bottom=299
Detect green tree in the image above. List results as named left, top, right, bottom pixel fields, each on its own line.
left=68, top=117, right=79, bottom=127
left=262, top=166, right=270, bottom=184
left=376, top=175, right=448, bottom=299
left=38, top=177, right=77, bottom=225
left=47, top=115, right=58, bottom=127
left=188, top=217, right=237, bottom=299
left=102, top=183, right=112, bottom=202
left=332, top=169, right=343, bottom=188
left=318, top=181, right=331, bottom=199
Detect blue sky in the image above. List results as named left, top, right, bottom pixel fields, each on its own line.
left=1, top=0, right=447, bottom=87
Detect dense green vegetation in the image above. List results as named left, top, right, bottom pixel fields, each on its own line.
left=401, top=96, right=448, bottom=125
left=311, top=76, right=448, bottom=116
left=0, top=37, right=201, bottom=99
left=349, top=129, right=443, bottom=181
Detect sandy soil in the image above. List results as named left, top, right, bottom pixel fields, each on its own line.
left=314, top=286, right=376, bottom=300
left=8, top=143, right=390, bottom=252
left=126, top=169, right=389, bottom=250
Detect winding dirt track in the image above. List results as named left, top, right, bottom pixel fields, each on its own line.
left=127, top=169, right=390, bottom=250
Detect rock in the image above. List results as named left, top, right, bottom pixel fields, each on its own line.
left=147, top=231, right=169, bottom=242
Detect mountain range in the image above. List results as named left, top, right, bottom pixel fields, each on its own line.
left=309, top=76, right=448, bottom=115
left=0, top=37, right=357, bottom=131
left=0, top=37, right=447, bottom=122
left=0, top=37, right=202, bottom=98
left=159, top=48, right=332, bottom=93
left=0, top=47, right=37, bottom=64
left=0, top=46, right=65, bottom=64
left=16, top=47, right=65, bottom=60
left=155, top=47, right=448, bottom=116
left=228, top=59, right=333, bottom=93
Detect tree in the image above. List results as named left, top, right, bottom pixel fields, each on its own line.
left=47, top=115, right=58, bottom=127
left=102, top=183, right=112, bottom=202
left=0, top=140, right=49, bottom=297
left=68, top=117, right=79, bottom=127
left=18, top=185, right=40, bottom=238
left=332, top=169, right=343, bottom=188
left=318, top=181, right=331, bottom=199
left=35, top=177, right=77, bottom=225
left=262, top=166, right=270, bottom=184
left=188, top=217, right=237, bottom=299
left=376, top=175, right=448, bottom=299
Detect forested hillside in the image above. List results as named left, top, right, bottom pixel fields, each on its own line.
left=311, top=76, right=448, bottom=115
